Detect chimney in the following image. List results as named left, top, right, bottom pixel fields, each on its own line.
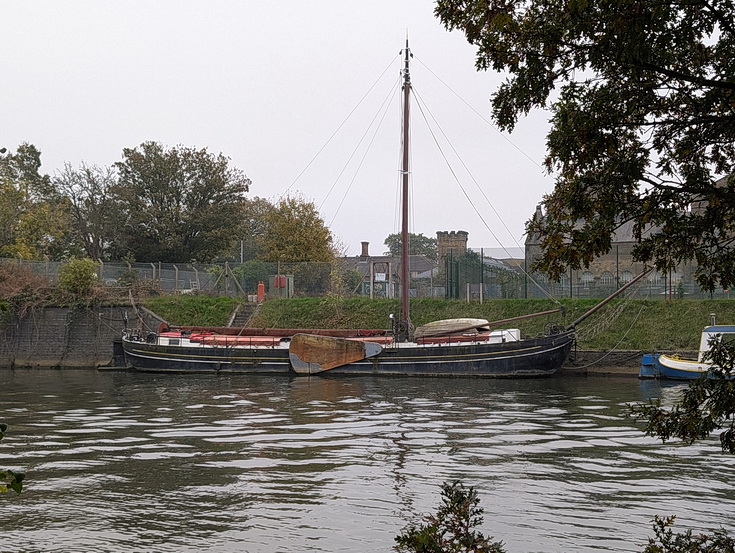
left=361, top=241, right=369, bottom=258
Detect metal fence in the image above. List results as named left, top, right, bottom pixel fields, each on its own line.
left=2, top=257, right=729, bottom=300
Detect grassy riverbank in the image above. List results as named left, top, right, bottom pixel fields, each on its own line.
left=144, top=295, right=735, bottom=351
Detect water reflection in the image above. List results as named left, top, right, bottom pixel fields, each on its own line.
left=1, top=370, right=732, bottom=553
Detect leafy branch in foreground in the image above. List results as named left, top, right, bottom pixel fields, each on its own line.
left=0, top=423, right=24, bottom=494
left=394, top=481, right=505, bottom=553
left=630, top=338, right=735, bottom=453
left=435, top=1, right=735, bottom=291
left=643, top=516, right=735, bottom=553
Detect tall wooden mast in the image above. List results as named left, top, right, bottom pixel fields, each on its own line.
left=400, top=37, right=412, bottom=340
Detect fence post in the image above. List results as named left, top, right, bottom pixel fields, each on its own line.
left=370, top=262, right=374, bottom=299
left=480, top=248, right=484, bottom=304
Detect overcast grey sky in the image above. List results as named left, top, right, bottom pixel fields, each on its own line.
left=2, top=1, right=554, bottom=256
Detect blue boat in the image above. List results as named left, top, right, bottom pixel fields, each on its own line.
left=640, top=322, right=735, bottom=379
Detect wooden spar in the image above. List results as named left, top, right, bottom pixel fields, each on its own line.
left=289, top=334, right=383, bottom=374
left=566, top=266, right=653, bottom=330
left=484, top=307, right=566, bottom=328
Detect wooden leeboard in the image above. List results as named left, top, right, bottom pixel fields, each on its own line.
left=289, top=333, right=382, bottom=374
left=414, top=318, right=491, bottom=339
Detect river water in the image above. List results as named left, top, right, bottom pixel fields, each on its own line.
left=1, top=369, right=733, bottom=553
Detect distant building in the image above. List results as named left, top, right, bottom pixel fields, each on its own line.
left=340, top=241, right=436, bottom=297
left=341, top=232, right=522, bottom=298
left=436, top=230, right=468, bottom=260
left=524, top=204, right=700, bottom=297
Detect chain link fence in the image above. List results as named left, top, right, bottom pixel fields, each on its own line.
left=2, top=257, right=728, bottom=300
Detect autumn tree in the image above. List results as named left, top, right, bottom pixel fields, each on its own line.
left=435, top=0, right=735, bottom=291
left=261, top=195, right=335, bottom=263
left=1, top=423, right=24, bottom=494
left=111, top=142, right=251, bottom=263
left=0, top=143, right=75, bottom=259
left=54, top=163, right=118, bottom=260
left=260, top=195, right=335, bottom=296
left=383, top=232, right=438, bottom=260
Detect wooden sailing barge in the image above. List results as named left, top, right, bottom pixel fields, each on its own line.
left=121, top=40, right=639, bottom=377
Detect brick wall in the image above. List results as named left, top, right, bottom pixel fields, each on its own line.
left=0, top=306, right=130, bottom=369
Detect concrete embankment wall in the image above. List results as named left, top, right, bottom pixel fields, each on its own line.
left=561, top=348, right=697, bottom=376
left=561, top=349, right=644, bottom=376
left=0, top=306, right=132, bottom=368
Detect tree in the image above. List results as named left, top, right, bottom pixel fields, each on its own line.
left=384, top=232, right=438, bottom=261
left=394, top=481, right=505, bottom=553
left=261, top=195, right=335, bottom=263
left=220, top=196, right=277, bottom=262
left=112, top=142, right=251, bottom=263
left=54, top=163, right=118, bottom=260
left=435, top=1, right=735, bottom=291
left=0, top=143, right=74, bottom=260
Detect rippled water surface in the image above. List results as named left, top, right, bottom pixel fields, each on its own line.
left=1, top=370, right=734, bottom=552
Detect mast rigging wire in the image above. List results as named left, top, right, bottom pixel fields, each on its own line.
left=284, top=54, right=400, bottom=196
left=326, top=81, right=400, bottom=226
left=414, top=55, right=544, bottom=171
left=411, top=86, right=558, bottom=303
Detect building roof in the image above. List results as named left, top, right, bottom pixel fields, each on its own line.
left=340, top=254, right=437, bottom=277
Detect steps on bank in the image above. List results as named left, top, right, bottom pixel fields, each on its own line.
left=228, top=302, right=260, bottom=328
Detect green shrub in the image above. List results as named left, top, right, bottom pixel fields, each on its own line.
left=643, top=516, right=734, bottom=553
left=58, top=258, right=98, bottom=295
left=395, top=481, right=505, bottom=553
left=0, top=423, right=24, bottom=494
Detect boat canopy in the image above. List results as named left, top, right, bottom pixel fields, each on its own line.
left=698, top=325, right=735, bottom=362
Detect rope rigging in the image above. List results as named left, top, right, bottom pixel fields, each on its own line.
left=410, top=84, right=561, bottom=305
left=284, top=53, right=400, bottom=197
left=283, top=46, right=569, bottom=307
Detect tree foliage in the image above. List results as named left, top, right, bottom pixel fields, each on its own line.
left=112, top=142, right=251, bottom=263
left=384, top=232, right=438, bottom=260
left=394, top=481, right=506, bottom=553
left=0, top=143, right=74, bottom=259
left=643, top=516, right=735, bottom=553
left=57, top=257, right=99, bottom=296
left=261, top=195, right=335, bottom=263
left=225, top=196, right=277, bottom=262
left=631, top=337, right=735, bottom=453
left=54, top=163, right=118, bottom=260
left=0, top=423, right=24, bottom=494
left=436, top=0, right=735, bottom=291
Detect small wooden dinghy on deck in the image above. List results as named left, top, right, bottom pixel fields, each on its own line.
left=413, top=318, right=490, bottom=339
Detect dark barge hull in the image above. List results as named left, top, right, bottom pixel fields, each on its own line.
left=122, top=331, right=575, bottom=377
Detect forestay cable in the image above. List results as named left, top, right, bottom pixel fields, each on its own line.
left=284, top=54, right=400, bottom=195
